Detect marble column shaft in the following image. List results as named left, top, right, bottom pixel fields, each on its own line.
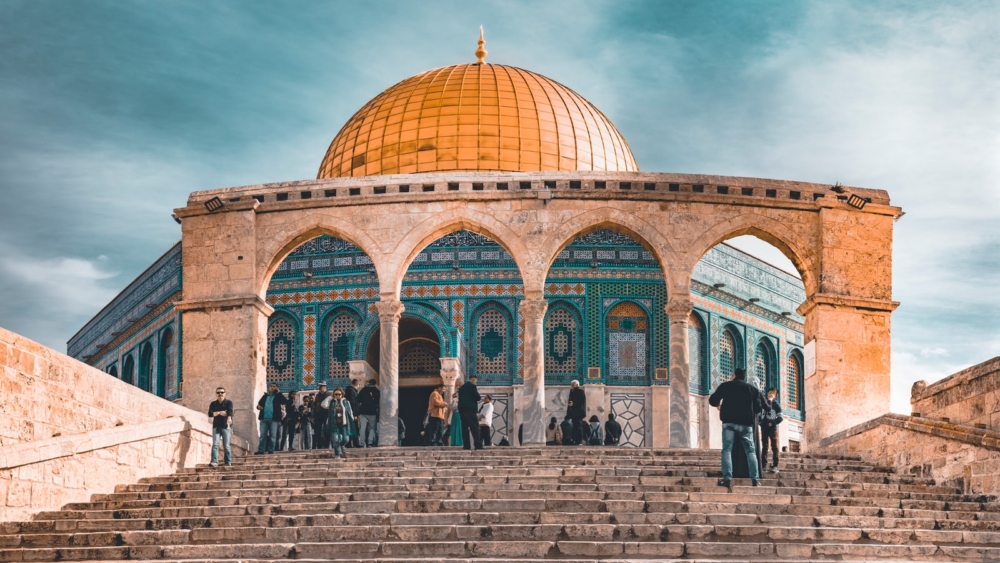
left=666, top=300, right=694, bottom=448
left=519, top=298, right=548, bottom=445
left=375, top=299, right=404, bottom=446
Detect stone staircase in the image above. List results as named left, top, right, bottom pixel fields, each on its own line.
left=1, top=447, right=998, bottom=562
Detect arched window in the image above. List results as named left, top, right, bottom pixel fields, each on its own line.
left=475, top=307, right=509, bottom=377
left=606, top=301, right=649, bottom=383
left=158, top=329, right=175, bottom=398
left=688, top=313, right=706, bottom=393
left=545, top=305, right=580, bottom=378
left=716, top=325, right=742, bottom=390
left=108, top=365, right=118, bottom=378
left=399, top=346, right=440, bottom=376
left=267, top=316, right=296, bottom=382
left=138, top=342, right=153, bottom=393
left=122, top=354, right=135, bottom=385
left=753, top=339, right=776, bottom=391
left=327, top=313, right=358, bottom=380
left=787, top=351, right=803, bottom=410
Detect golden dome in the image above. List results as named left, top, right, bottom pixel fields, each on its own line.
left=317, top=63, right=638, bottom=178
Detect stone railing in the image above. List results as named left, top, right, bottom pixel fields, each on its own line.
left=0, top=326, right=249, bottom=521
left=818, top=414, right=1000, bottom=496
left=911, top=356, right=1000, bottom=431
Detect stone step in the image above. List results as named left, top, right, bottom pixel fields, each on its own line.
left=2, top=540, right=1000, bottom=561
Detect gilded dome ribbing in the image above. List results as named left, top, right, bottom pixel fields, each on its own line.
left=318, top=63, right=638, bottom=178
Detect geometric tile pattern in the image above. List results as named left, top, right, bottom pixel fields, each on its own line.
left=786, top=353, right=802, bottom=410
left=610, top=392, right=646, bottom=447
left=688, top=313, right=705, bottom=393
left=544, top=307, right=578, bottom=376
left=327, top=314, right=357, bottom=380
left=267, top=317, right=296, bottom=382
left=606, top=302, right=649, bottom=383
left=303, top=314, right=316, bottom=386
left=475, top=308, right=508, bottom=375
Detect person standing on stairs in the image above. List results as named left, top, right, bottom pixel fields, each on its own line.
left=426, top=384, right=448, bottom=446
left=328, top=387, right=354, bottom=459
left=761, top=387, right=783, bottom=473
left=255, top=383, right=289, bottom=455
left=357, top=379, right=380, bottom=447
left=708, top=367, right=765, bottom=487
left=566, top=380, right=587, bottom=445
left=313, top=382, right=332, bottom=449
left=458, top=375, right=483, bottom=450
left=478, top=394, right=494, bottom=447
left=345, top=379, right=361, bottom=448
left=208, top=387, right=234, bottom=467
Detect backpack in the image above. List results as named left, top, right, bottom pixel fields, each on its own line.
left=559, top=420, right=574, bottom=444
left=587, top=423, right=602, bottom=445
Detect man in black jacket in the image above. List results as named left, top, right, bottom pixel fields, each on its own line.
left=566, top=380, right=587, bottom=445
left=457, top=375, right=483, bottom=450
left=345, top=379, right=361, bottom=447
left=357, top=379, right=380, bottom=447
left=761, top=387, right=783, bottom=472
left=708, top=368, right=765, bottom=487
left=313, top=382, right=332, bottom=449
left=256, top=383, right=289, bottom=455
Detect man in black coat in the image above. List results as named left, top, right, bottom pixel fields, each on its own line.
left=708, top=368, right=766, bottom=487
left=457, top=375, right=483, bottom=450
left=357, top=379, right=380, bottom=447
left=566, top=380, right=587, bottom=445
left=344, top=379, right=361, bottom=447
left=312, top=382, right=332, bottom=448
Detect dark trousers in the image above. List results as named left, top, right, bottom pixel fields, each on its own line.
left=479, top=425, right=491, bottom=447
left=459, top=410, right=483, bottom=450
left=315, top=417, right=329, bottom=448
left=427, top=417, right=445, bottom=446
left=281, top=420, right=297, bottom=450
left=761, top=426, right=779, bottom=467
left=570, top=416, right=585, bottom=445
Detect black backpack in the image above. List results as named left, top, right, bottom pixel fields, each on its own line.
left=560, top=419, right=574, bottom=445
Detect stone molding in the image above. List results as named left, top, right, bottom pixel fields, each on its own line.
left=174, top=295, right=274, bottom=316
left=796, top=293, right=900, bottom=316
left=375, top=300, right=405, bottom=324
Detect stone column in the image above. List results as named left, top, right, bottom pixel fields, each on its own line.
left=375, top=299, right=404, bottom=446
left=666, top=299, right=694, bottom=448
left=439, top=358, right=463, bottom=404
left=518, top=298, right=548, bottom=445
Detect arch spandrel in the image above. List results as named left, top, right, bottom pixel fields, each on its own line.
left=386, top=208, right=534, bottom=299
left=538, top=207, right=679, bottom=297
left=684, top=212, right=819, bottom=298
left=254, top=215, right=388, bottom=301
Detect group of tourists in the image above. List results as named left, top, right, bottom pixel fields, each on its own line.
left=708, top=367, right=784, bottom=487
left=206, top=379, right=382, bottom=466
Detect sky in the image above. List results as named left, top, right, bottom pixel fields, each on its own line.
left=0, top=1, right=997, bottom=413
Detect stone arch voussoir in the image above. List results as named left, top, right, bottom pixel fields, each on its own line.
left=387, top=208, right=533, bottom=299
left=256, top=213, right=387, bottom=299
left=538, top=207, right=679, bottom=297
left=687, top=212, right=818, bottom=296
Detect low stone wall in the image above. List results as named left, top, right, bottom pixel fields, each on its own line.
left=911, top=356, right=1000, bottom=431
left=818, top=414, right=1000, bottom=496
left=0, top=326, right=249, bottom=521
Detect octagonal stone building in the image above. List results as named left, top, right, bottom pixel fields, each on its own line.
left=68, top=39, right=899, bottom=450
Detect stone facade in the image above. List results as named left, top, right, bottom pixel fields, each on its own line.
left=170, top=171, right=898, bottom=446
left=819, top=414, right=1000, bottom=496
left=0, top=327, right=247, bottom=521
left=911, top=356, right=1000, bottom=431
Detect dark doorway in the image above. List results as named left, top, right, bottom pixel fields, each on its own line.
left=398, top=386, right=434, bottom=446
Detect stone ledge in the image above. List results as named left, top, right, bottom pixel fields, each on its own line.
left=819, top=413, right=1000, bottom=451
left=911, top=356, right=1000, bottom=402
left=0, top=416, right=241, bottom=470
left=797, top=293, right=900, bottom=316
left=174, top=295, right=274, bottom=316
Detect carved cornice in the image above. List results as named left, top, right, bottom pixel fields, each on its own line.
left=174, top=295, right=274, bottom=317
left=518, top=298, right=549, bottom=322
left=375, top=299, right=405, bottom=324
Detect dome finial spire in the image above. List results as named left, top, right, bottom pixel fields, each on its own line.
left=475, top=25, right=487, bottom=64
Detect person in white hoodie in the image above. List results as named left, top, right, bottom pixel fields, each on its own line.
left=477, top=395, right=494, bottom=447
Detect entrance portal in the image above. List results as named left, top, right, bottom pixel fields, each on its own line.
left=399, top=386, right=434, bottom=446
